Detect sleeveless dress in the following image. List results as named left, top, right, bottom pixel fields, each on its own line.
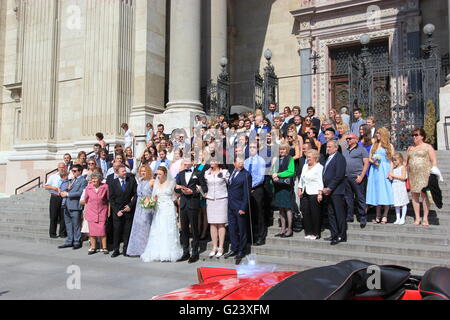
left=392, top=166, right=409, bottom=207
left=126, top=180, right=154, bottom=256
left=407, top=148, right=432, bottom=193
left=366, top=147, right=394, bottom=206
left=141, top=180, right=183, bottom=262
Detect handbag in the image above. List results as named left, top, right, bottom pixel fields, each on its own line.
left=273, top=177, right=293, bottom=185
left=406, top=178, right=410, bottom=192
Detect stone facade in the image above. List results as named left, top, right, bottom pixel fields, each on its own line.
left=0, top=0, right=448, bottom=194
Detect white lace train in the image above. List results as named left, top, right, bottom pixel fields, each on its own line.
left=141, top=180, right=183, bottom=262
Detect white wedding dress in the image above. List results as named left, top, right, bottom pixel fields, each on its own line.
left=141, top=179, right=183, bottom=262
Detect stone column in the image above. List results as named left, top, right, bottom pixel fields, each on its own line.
left=11, top=0, right=59, bottom=160
left=155, top=0, right=203, bottom=135
left=436, top=0, right=450, bottom=150
left=298, top=37, right=312, bottom=117
left=129, top=0, right=166, bottom=157
left=210, top=0, right=227, bottom=80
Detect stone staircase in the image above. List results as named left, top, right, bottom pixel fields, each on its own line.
left=0, top=152, right=449, bottom=275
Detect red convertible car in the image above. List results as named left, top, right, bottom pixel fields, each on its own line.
left=153, top=260, right=450, bottom=300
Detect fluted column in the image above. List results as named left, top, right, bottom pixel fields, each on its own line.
left=165, top=0, right=203, bottom=112
left=82, top=0, right=133, bottom=138
left=20, top=0, right=58, bottom=143
left=210, top=0, right=227, bottom=80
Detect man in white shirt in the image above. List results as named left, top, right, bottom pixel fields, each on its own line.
left=96, top=148, right=111, bottom=178
left=44, top=162, right=68, bottom=238
left=266, top=103, right=279, bottom=125
left=366, top=116, right=376, bottom=138
left=121, top=123, right=135, bottom=150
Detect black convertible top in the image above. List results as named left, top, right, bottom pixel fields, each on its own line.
left=259, top=260, right=411, bottom=300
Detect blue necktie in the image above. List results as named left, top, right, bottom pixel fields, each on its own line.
left=249, top=159, right=253, bottom=176
left=121, top=180, right=126, bottom=192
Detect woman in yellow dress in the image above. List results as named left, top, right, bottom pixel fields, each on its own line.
left=406, top=127, right=437, bottom=226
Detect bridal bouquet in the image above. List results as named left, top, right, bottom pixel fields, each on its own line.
left=140, top=196, right=157, bottom=210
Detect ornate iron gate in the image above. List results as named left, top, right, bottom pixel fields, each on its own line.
left=348, top=42, right=441, bottom=150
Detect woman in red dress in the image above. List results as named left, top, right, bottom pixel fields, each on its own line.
left=81, top=172, right=110, bottom=254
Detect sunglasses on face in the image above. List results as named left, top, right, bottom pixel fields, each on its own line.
left=88, top=163, right=95, bottom=165
left=411, top=134, right=420, bottom=137
left=71, top=170, right=78, bottom=173
left=346, top=137, right=353, bottom=141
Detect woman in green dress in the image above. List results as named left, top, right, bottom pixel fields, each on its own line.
left=272, top=144, right=296, bottom=238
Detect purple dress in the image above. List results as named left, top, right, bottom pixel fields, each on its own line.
left=126, top=180, right=154, bottom=256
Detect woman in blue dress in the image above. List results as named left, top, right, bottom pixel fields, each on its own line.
left=366, top=127, right=394, bottom=224
left=126, top=165, right=155, bottom=256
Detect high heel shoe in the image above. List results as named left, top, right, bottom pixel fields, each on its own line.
left=413, top=218, right=421, bottom=225
left=209, top=248, right=218, bottom=258
left=380, top=217, right=388, bottom=224
left=422, top=220, right=430, bottom=226
left=281, top=231, right=293, bottom=238
left=372, top=217, right=381, bottom=224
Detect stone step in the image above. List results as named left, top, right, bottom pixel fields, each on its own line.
left=262, top=235, right=450, bottom=259
left=201, top=240, right=448, bottom=275
left=198, top=251, right=430, bottom=276
left=0, top=223, right=49, bottom=235
left=233, top=243, right=448, bottom=274
left=0, top=231, right=62, bottom=246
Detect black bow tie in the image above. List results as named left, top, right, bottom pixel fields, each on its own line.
left=185, top=169, right=192, bottom=173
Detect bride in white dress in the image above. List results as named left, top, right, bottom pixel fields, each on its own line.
left=141, top=166, right=183, bottom=262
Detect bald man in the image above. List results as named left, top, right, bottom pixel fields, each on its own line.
left=44, top=162, right=68, bottom=238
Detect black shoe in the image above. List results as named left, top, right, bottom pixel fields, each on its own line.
left=324, top=237, right=334, bottom=241
left=58, top=244, right=73, bottom=249
left=111, top=250, right=120, bottom=258
left=88, top=249, right=97, bottom=255
left=254, top=239, right=265, bottom=246
left=223, top=251, right=237, bottom=259
left=330, top=240, right=339, bottom=245
left=50, top=235, right=58, bottom=239
left=274, top=233, right=284, bottom=237
left=360, top=222, right=367, bottom=229
left=338, top=237, right=347, bottom=243
left=177, top=254, right=190, bottom=262
left=58, top=234, right=67, bottom=238
left=346, top=219, right=354, bottom=223
left=73, top=244, right=82, bottom=250
left=280, top=232, right=293, bottom=238
left=188, top=255, right=199, bottom=264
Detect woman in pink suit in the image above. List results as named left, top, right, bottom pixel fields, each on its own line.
left=81, top=172, right=110, bottom=255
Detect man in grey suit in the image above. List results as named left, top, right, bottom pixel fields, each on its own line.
left=266, top=103, right=280, bottom=126
left=58, top=164, right=88, bottom=250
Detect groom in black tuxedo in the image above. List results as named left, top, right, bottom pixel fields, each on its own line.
left=109, top=165, right=137, bottom=257
left=175, top=157, right=208, bottom=263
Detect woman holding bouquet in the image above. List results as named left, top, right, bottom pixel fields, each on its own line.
left=126, top=165, right=155, bottom=256
left=204, top=160, right=230, bottom=258
left=141, top=166, right=183, bottom=262
left=366, top=127, right=394, bottom=224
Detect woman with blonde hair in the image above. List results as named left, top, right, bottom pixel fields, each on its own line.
left=366, top=127, right=394, bottom=224
left=127, top=165, right=155, bottom=256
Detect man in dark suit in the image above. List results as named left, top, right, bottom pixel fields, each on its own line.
left=307, top=106, right=321, bottom=131
left=175, top=157, right=208, bottom=263
left=109, top=165, right=137, bottom=257
left=105, top=160, right=121, bottom=250
left=322, top=140, right=347, bottom=245
left=320, top=128, right=342, bottom=161
left=224, top=157, right=252, bottom=265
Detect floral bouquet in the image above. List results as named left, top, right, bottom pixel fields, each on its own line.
left=140, top=196, right=157, bottom=210
left=372, top=154, right=381, bottom=164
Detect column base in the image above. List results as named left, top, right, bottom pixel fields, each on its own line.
left=154, top=108, right=205, bottom=137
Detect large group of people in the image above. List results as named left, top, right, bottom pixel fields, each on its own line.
left=44, top=104, right=444, bottom=265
